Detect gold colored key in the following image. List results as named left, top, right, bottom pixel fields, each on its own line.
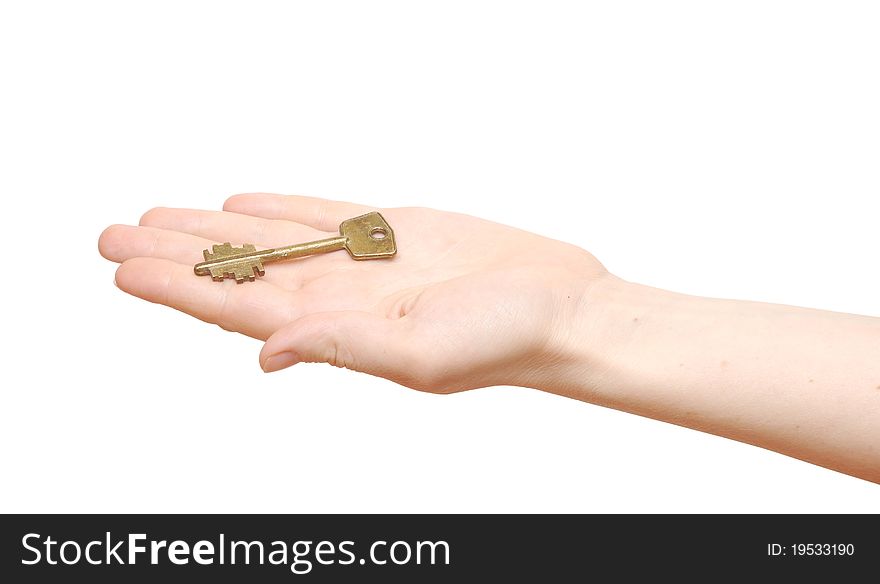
left=194, top=211, right=396, bottom=282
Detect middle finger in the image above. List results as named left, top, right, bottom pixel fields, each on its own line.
left=139, top=207, right=331, bottom=248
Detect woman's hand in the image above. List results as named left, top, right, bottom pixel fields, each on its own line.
left=101, top=192, right=880, bottom=481
left=99, top=193, right=608, bottom=392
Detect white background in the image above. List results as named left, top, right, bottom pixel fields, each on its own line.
left=1, top=1, right=877, bottom=512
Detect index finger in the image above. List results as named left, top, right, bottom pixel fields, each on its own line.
left=223, top=193, right=373, bottom=231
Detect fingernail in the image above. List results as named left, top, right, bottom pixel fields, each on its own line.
left=263, top=351, right=299, bottom=373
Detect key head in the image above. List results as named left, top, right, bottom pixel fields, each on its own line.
left=197, top=243, right=266, bottom=282
left=339, top=212, right=397, bottom=260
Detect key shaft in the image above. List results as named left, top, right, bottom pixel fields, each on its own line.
left=193, top=236, right=346, bottom=277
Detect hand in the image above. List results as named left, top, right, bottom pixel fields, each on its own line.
left=99, top=194, right=608, bottom=392
left=100, top=193, right=880, bottom=481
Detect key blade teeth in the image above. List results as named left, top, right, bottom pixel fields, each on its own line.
left=210, top=267, right=228, bottom=280
left=207, top=260, right=265, bottom=283
left=240, top=261, right=264, bottom=281
left=205, top=243, right=257, bottom=261
left=196, top=243, right=266, bottom=283
left=205, top=243, right=231, bottom=261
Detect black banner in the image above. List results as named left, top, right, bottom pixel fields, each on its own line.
left=1, top=515, right=876, bottom=581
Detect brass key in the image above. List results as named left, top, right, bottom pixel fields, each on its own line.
left=194, top=211, right=396, bottom=282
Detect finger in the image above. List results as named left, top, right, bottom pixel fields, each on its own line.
left=99, top=224, right=215, bottom=264
left=115, top=257, right=300, bottom=340
left=139, top=207, right=329, bottom=248
left=223, top=193, right=373, bottom=231
left=259, top=311, right=431, bottom=388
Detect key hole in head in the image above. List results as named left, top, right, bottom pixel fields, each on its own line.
left=369, top=227, right=387, bottom=240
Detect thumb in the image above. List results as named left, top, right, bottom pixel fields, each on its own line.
left=260, top=311, right=415, bottom=379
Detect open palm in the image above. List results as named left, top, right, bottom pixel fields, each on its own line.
left=99, top=194, right=605, bottom=392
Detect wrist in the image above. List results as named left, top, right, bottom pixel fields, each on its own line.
left=538, top=272, right=674, bottom=402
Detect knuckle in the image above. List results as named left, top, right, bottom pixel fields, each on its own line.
left=317, top=318, right=357, bottom=370
left=313, top=201, right=330, bottom=228
left=214, top=290, right=235, bottom=332
left=324, top=341, right=357, bottom=370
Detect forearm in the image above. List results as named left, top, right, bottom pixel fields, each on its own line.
left=545, top=275, right=880, bottom=483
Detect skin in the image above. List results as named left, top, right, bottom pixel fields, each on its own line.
left=99, top=193, right=880, bottom=483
